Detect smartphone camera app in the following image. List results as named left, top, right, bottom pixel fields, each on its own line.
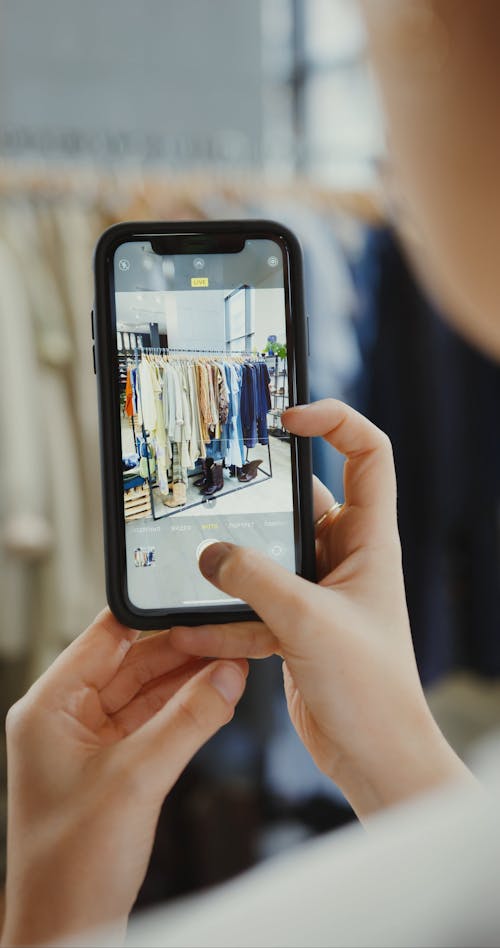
left=114, top=238, right=295, bottom=611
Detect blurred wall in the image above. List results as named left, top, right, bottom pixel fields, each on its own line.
left=0, top=0, right=264, bottom=165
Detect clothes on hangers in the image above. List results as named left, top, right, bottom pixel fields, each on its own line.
left=125, top=352, right=271, bottom=490
left=138, top=358, right=157, bottom=432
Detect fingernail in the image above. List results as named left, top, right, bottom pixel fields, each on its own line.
left=198, top=541, right=233, bottom=579
left=211, top=663, right=245, bottom=703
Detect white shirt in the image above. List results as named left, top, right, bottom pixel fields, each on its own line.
left=125, top=736, right=500, bottom=948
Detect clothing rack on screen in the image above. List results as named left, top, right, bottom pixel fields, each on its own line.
left=125, top=346, right=274, bottom=520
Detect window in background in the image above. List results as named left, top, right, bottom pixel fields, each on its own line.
left=262, top=0, right=384, bottom=187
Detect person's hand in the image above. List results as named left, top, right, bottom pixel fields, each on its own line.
left=171, top=399, right=474, bottom=820
left=1, top=610, right=247, bottom=947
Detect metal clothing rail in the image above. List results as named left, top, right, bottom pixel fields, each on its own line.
left=140, top=346, right=260, bottom=356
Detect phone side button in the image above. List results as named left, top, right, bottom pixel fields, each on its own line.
left=92, top=344, right=96, bottom=375
left=306, top=315, right=311, bottom=356
left=91, top=308, right=95, bottom=340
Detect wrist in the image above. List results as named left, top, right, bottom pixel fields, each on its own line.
left=334, top=702, right=476, bottom=822
left=1, top=912, right=127, bottom=948
left=1, top=875, right=128, bottom=948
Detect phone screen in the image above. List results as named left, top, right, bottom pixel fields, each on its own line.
left=113, top=238, right=296, bottom=612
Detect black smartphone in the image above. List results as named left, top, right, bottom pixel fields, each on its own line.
left=93, top=220, right=315, bottom=630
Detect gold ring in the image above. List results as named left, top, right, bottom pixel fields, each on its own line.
left=314, top=501, right=344, bottom=530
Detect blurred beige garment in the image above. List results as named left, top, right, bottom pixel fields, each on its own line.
left=0, top=235, right=48, bottom=659
left=0, top=199, right=101, bottom=673
left=9, top=204, right=91, bottom=641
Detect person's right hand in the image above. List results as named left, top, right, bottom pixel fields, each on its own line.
left=171, top=399, right=475, bottom=820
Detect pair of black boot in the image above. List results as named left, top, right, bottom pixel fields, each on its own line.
left=194, top=458, right=224, bottom=496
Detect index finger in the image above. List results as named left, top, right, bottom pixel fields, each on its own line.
left=36, top=608, right=142, bottom=697
left=283, top=399, right=397, bottom=524
left=170, top=621, right=278, bottom=660
left=99, top=628, right=198, bottom=714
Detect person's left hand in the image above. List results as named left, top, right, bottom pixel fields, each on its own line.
left=1, top=609, right=247, bottom=948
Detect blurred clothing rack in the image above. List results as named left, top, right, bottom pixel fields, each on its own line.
left=0, top=161, right=383, bottom=223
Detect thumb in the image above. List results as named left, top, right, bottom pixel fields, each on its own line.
left=115, top=659, right=247, bottom=798
left=198, top=542, right=318, bottom=645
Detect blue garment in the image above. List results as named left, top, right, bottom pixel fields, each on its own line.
left=136, top=435, right=150, bottom=458
left=130, top=366, right=139, bottom=415
left=255, top=361, right=271, bottom=445
left=205, top=438, right=224, bottom=461
left=123, top=474, right=145, bottom=491
left=234, top=363, right=246, bottom=463
left=240, top=363, right=258, bottom=448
